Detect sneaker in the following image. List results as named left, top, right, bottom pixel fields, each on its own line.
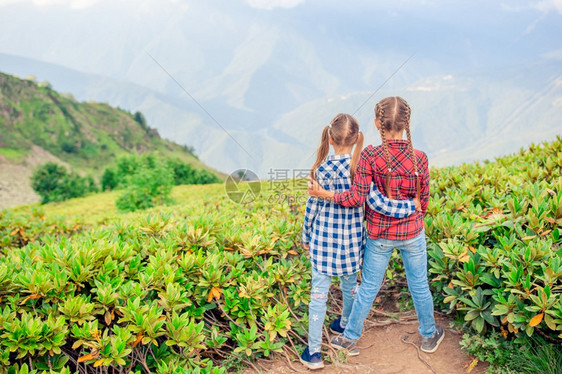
left=329, top=317, right=345, bottom=334
left=421, top=325, right=445, bottom=353
left=300, top=347, right=324, bottom=370
left=330, top=335, right=359, bottom=356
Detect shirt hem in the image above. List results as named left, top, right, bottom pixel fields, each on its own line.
left=366, top=225, right=424, bottom=241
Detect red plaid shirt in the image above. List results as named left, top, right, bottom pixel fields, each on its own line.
left=333, top=140, right=430, bottom=240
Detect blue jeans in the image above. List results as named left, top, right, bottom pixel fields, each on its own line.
left=308, top=267, right=358, bottom=354
left=343, top=231, right=436, bottom=340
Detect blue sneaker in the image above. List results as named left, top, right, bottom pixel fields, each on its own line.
left=300, top=347, right=324, bottom=370
left=329, top=317, right=345, bottom=334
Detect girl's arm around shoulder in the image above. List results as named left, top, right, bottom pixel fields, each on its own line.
left=367, top=184, right=417, bottom=218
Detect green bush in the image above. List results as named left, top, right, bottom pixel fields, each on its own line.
left=166, top=158, right=220, bottom=185
left=115, top=158, right=174, bottom=212
left=0, top=208, right=82, bottom=250
left=60, top=140, right=76, bottom=153
left=459, top=332, right=520, bottom=373
left=426, top=136, right=562, bottom=341
left=3, top=137, right=559, bottom=373
left=460, top=333, right=562, bottom=374
left=31, top=163, right=97, bottom=204
left=101, top=167, right=118, bottom=191
left=100, top=155, right=145, bottom=191
left=101, top=154, right=220, bottom=192
left=0, top=192, right=304, bottom=372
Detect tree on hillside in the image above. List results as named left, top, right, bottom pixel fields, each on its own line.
left=133, top=111, right=148, bottom=131
left=101, top=154, right=220, bottom=192
left=31, top=162, right=97, bottom=204
left=116, top=157, right=174, bottom=212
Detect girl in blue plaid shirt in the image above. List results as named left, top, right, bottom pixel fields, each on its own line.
left=300, top=113, right=417, bottom=369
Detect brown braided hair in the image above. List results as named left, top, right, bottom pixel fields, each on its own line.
left=376, top=104, right=393, bottom=198
left=374, top=97, right=420, bottom=199
left=403, top=104, right=420, bottom=199
left=310, top=113, right=362, bottom=182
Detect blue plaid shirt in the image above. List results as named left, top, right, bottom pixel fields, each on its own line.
left=302, top=153, right=416, bottom=276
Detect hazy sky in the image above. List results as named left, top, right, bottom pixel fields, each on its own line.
left=1, top=0, right=561, bottom=174
left=1, top=0, right=561, bottom=86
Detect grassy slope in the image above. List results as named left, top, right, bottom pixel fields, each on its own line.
left=13, top=135, right=561, bottom=227
left=0, top=72, right=222, bottom=178
left=12, top=182, right=227, bottom=225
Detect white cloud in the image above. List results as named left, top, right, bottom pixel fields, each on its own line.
left=246, top=0, right=304, bottom=10
left=501, top=3, right=527, bottom=12
left=0, top=0, right=188, bottom=10
left=502, top=0, right=562, bottom=14
left=542, top=48, right=562, bottom=60
left=523, top=15, right=544, bottom=34
left=0, top=0, right=22, bottom=5
left=534, top=0, right=562, bottom=14
left=406, top=75, right=459, bottom=92
left=0, top=0, right=104, bottom=8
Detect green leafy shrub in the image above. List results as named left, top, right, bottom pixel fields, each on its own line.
left=459, top=332, right=520, bottom=373
left=31, top=163, right=97, bottom=204
left=166, top=158, right=220, bottom=185
left=0, top=208, right=82, bottom=250
left=101, top=154, right=219, bottom=192
left=115, top=157, right=174, bottom=212
left=424, top=137, right=562, bottom=369
left=101, top=167, right=118, bottom=191
left=0, top=187, right=305, bottom=372
left=460, top=333, right=562, bottom=374
left=1, top=136, right=560, bottom=373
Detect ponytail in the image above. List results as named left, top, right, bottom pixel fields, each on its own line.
left=309, top=126, right=331, bottom=181
left=349, top=131, right=364, bottom=184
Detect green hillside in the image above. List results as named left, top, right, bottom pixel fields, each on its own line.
left=0, top=137, right=560, bottom=373
left=0, top=72, right=219, bottom=176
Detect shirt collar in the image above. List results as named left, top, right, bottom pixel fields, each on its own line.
left=326, top=153, right=352, bottom=161
left=386, top=139, right=409, bottom=147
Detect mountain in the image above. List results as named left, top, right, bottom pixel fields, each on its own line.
left=0, top=72, right=222, bottom=209
left=2, top=53, right=560, bottom=178
left=1, top=1, right=561, bottom=177
left=273, top=59, right=562, bottom=169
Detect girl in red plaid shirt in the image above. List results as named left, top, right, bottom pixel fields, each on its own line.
left=309, top=97, right=444, bottom=356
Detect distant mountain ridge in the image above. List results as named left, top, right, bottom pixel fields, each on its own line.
left=1, top=54, right=560, bottom=176
left=0, top=72, right=222, bottom=208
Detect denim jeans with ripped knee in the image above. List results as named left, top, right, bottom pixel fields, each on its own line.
left=343, top=230, right=436, bottom=341
left=308, top=267, right=358, bottom=354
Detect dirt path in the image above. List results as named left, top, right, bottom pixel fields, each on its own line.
left=246, top=316, right=487, bottom=374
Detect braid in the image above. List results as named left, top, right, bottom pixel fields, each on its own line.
left=376, top=104, right=393, bottom=198
left=403, top=101, right=420, bottom=199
